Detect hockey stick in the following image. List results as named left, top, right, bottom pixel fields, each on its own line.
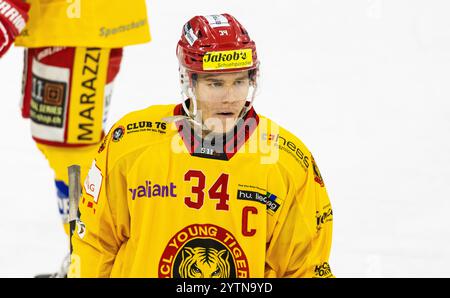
left=68, top=164, right=81, bottom=254
left=35, top=165, right=82, bottom=278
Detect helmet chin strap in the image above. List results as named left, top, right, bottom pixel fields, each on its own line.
left=162, top=87, right=206, bottom=129
left=237, top=83, right=258, bottom=121
left=181, top=88, right=211, bottom=131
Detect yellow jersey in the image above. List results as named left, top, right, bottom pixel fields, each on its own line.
left=69, top=103, right=334, bottom=278
left=15, top=0, right=151, bottom=48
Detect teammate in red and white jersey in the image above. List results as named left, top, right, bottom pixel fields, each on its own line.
left=0, top=0, right=29, bottom=58
left=1, top=0, right=151, bottom=277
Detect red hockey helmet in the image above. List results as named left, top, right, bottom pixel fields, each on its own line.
left=177, top=14, right=259, bottom=73
left=174, top=14, right=260, bottom=128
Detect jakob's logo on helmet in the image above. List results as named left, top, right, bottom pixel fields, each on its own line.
left=159, top=224, right=250, bottom=278
left=203, top=49, right=253, bottom=70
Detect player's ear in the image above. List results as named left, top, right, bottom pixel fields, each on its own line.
left=191, top=73, right=198, bottom=87
left=248, top=69, right=257, bottom=85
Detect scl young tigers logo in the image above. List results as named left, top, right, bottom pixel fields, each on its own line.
left=159, top=224, right=250, bottom=278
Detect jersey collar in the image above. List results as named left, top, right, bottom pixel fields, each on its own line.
left=173, top=101, right=259, bottom=161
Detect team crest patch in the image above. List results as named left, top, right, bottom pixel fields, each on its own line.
left=159, top=224, right=250, bottom=278
left=311, top=155, right=324, bottom=187
left=112, top=126, right=125, bottom=142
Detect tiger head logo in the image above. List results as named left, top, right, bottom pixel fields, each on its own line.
left=178, top=246, right=231, bottom=278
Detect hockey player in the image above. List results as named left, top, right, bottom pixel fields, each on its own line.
left=70, top=13, right=334, bottom=278
left=2, top=0, right=151, bottom=277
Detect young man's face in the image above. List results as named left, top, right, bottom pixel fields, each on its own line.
left=192, top=71, right=251, bottom=134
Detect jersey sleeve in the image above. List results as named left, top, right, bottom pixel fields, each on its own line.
left=265, top=154, right=334, bottom=278
left=68, top=127, right=130, bottom=278
left=0, top=0, right=29, bottom=58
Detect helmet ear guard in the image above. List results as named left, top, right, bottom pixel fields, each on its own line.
left=179, top=65, right=198, bottom=118
left=178, top=66, right=190, bottom=99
